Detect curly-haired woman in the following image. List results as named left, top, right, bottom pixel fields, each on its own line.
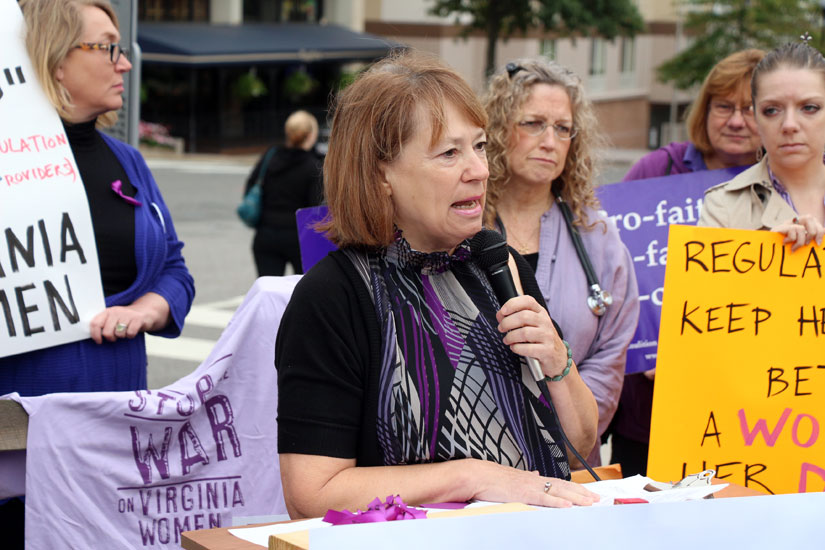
left=482, top=58, right=640, bottom=467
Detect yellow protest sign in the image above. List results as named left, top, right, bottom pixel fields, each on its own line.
left=648, top=225, right=825, bottom=495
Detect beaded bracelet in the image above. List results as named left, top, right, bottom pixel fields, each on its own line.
left=543, top=339, right=573, bottom=382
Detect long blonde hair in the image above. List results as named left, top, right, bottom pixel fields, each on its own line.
left=483, top=57, right=605, bottom=228
left=19, top=0, right=120, bottom=127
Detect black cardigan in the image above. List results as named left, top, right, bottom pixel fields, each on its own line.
left=275, top=246, right=563, bottom=465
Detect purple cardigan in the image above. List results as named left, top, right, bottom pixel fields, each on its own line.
left=535, top=204, right=640, bottom=464
left=0, top=133, right=195, bottom=397
left=622, top=141, right=706, bottom=181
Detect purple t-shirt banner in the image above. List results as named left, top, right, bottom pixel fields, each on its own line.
left=7, top=276, right=299, bottom=549
left=596, top=167, right=746, bottom=374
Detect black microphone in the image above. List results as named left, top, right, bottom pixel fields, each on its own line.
left=469, top=229, right=544, bottom=382
left=470, top=228, right=602, bottom=480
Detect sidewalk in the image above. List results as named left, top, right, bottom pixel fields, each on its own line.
left=139, top=145, right=259, bottom=167
left=604, top=148, right=648, bottom=165
left=140, top=145, right=649, bottom=172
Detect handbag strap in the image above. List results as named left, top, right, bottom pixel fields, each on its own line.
left=254, top=146, right=277, bottom=188
left=665, top=150, right=674, bottom=176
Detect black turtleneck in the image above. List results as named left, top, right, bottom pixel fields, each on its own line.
left=63, top=119, right=137, bottom=297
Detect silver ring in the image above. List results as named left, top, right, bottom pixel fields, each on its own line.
left=115, top=322, right=127, bottom=333
left=543, top=480, right=552, bottom=493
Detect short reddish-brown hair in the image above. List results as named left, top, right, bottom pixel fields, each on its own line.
left=321, top=50, right=488, bottom=248
left=686, top=48, right=765, bottom=154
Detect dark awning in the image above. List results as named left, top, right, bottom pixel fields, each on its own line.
left=138, top=22, right=398, bottom=66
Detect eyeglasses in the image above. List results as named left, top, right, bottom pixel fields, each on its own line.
left=709, top=101, right=754, bottom=120
left=517, top=119, right=578, bottom=140
left=74, top=42, right=127, bottom=64
left=506, top=62, right=577, bottom=139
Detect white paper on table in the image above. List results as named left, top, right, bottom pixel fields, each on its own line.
left=225, top=503, right=500, bottom=548
left=583, top=474, right=729, bottom=506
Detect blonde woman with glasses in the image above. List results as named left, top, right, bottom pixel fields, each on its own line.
left=3, top=0, right=194, bottom=398
left=483, top=58, right=640, bottom=468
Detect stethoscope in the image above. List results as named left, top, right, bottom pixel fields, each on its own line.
left=496, top=180, right=613, bottom=317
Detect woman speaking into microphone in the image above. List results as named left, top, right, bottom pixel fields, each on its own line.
left=275, top=51, right=599, bottom=518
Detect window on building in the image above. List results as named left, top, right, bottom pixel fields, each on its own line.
left=589, top=38, right=607, bottom=76
left=139, top=0, right=209, bottom=22
left=540, top=39, right=557, bottom=60
left=244, top=0, right=324, bottom=23
left=620, top=37, right=636, bottom=74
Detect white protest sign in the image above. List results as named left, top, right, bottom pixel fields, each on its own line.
left=0, top=0, right=104, bottom=358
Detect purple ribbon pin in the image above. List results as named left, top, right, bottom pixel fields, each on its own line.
left=111, top=180, right=141, bottom=206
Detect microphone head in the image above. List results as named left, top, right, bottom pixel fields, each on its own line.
left=469, top=229, right=509, bottom=271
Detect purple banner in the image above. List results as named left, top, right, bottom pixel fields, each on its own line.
left=296, top=205, right=336, bottom=272
left=596, top=167, right=745, bottom=374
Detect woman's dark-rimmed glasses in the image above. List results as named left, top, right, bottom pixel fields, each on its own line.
left=74, top=42, right=126, bottom=64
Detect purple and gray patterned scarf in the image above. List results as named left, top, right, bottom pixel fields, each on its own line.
left=349, top=234, right=570, bottom=478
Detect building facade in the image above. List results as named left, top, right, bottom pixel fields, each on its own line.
left=137, top=0, right=693, bottom=152
left=359, top=0, right=693, bottom=150
left=137, top=0, right=393, bottom=152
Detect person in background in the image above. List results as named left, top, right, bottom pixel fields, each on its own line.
left=612, top=48, right=765, bottom=477
left=700, top=40, right=825, bottom=244
left=483, top=58, right=640, bottom=467
left=276, top=51, right=600, bottom=519
left=6, top=0, right=194, bottom=396
left=625, top=49, right=766, bottom=180
left=245, top=110, right=323, bottom=276
left=1, top=0, right=195, bottom=544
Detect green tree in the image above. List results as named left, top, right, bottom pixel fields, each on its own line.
left=658, top=0, right=824, bottom=90
left=428, top=0, right=644, bottom=78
